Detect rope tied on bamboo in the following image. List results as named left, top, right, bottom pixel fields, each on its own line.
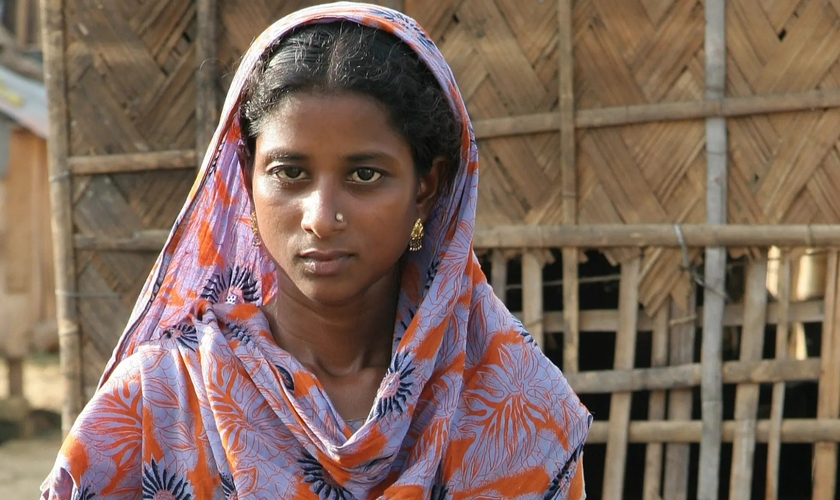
left=48, top=170, right=70, bottom=183
left=673, top=224, right=729, bottom=301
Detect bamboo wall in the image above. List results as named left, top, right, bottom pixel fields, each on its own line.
left=40, top=1, right=840, bottom=499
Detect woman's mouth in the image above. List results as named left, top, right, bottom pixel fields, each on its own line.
left=298, top=249, right=353, bottom=276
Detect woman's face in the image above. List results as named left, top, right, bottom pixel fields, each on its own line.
left=248, top=92, right=440, bottom=306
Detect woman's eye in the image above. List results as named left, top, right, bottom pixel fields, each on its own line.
left=273, top=167, right=305, bottom=180
left=349, top=168, right=382, bottom=183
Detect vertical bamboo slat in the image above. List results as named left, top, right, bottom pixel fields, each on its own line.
left=643, top=306, right=670, bottom=500
left=765, top=251, right=791, bottom=500
left=522, top=251, right=544, bottom=348
left=664, top=287, right=697, bottom=500
left=490, top=250, right=508, bottom=303
left=562, top=249, right=579, bottom=372
left=602, top=256, right=641, bottom=500
left=39, top=0, right=81, bottom=434
left=730, top=257, right=769, bottom=500
left=813, top=250, right=840, bottom=500
left=699, top=1, right=727, bottom=497
left=196, top=0, right=219, bottom=163
left=558, top=0, right=578, bottom=374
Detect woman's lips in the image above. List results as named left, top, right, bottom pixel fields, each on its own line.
left=298, top=249, right=353, bottom=276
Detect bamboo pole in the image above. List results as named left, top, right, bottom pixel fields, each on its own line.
left=490, top=250, right=507, bottom=303
left=586, top=419, right=840, bottom=445
left=643, top=307, right=670, bottom=500
left=730, top=257, right=769, bottom=500
left=603, top=256, right=641, bottom=500
left=67, top=149, right=197, bottom=175
left=558, top=0, right=579, bottom=376
left=196, top=0, right=218, bottom=165
left=699, top=0, right=726, bottom=497
left=471, top=88, right=840, bottom=138
left=813, top=251, right=840, bottom=500
left=664, top=287, right=697, bottom=500
left=565, top=358, right=819, bottom=395
left=79, top=224, right=840, bottom=251
left=15, top=0, right=30, bottom=47
left=39, top=0, right=81, bottom=434
left=518, top=299, right=822, bottom=334
left=562, top=249, right=579, bottom=373
left=766, top=252, right=790, bottom=500
left=473, top=224, right=840, bottom=249
left=522, top=251, right=544, bottom=348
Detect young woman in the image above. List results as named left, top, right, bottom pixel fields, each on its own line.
left=42, top=3, right=590, bottom=499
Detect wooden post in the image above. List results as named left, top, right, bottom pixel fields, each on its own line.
left=196, top=0, right=219, bottom=164
left=522, top=251, right=545, bottom=348
left=558, top=0, right=578, bottom=374
left=643, top=306, right=670, bottom=500
left=699, top=0, right=727, bottom=498
left=490, top=250, right=508, bottom=303
left=40, top=0, right=82, bottom=434
left=664, top=285, right=697, bottom=500
left=730, top=257, right=768, bottom=500
left=602, top=256, right=641, bottom=500
left=766, top=251, right=790, bottom=500
left=813, top=251, right=840, bottom=500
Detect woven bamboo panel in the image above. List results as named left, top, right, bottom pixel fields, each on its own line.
left=62, top=0, right=200, bottom=393
left=727, top=1, right=840, bottom=227
left=408, top=0, right=561, bottom=228
left=572, top=0, right=707, bottom=313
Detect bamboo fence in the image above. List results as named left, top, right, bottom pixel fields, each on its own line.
left=39, top=0, right=840, bottom=498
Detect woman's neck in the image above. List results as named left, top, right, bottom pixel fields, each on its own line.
left=262, top=269, right=400, bottom=377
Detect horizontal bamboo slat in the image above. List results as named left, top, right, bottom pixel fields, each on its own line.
left=473, top=224, right=840, bottom=248
left=472, top=88, right=840, bottom=138
left=567, top=358, right=820, bottom=394
left=68, top=150, right=197, bottom=175
left=71, top=224, right=840, bottom=251
left=587, top=419, right=840, bottom=444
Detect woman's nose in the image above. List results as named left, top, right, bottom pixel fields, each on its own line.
left=300, top=184, right=342, bottom=238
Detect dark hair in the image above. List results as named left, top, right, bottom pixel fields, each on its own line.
left=239, top=21, right=461, bottom=188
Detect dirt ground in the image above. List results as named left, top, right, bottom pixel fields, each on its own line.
left=0, top=354, right=63, bottom=500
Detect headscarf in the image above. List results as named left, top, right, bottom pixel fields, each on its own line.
left=43, top=3, right=591, bottom=499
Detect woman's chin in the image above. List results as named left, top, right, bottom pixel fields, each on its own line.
left=296, top=282, right=360, bottom=308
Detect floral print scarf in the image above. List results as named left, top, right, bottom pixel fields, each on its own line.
left=42, top=3, right=591, bottom=499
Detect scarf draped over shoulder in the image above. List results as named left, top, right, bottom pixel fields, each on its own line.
left=42, top=3, right=591, bottom=499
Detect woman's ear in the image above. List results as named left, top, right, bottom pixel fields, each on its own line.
left=237, top=143, right=255, bottom=198
left=415, top=156, right=446, bottom=220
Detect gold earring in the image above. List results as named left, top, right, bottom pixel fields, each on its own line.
left=250, top=209, right=261, bottom=247
left=409, top=218, right=424, bottom=252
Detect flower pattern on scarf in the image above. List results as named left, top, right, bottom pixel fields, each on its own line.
left=374, top=351, right=415, bottom=418
left=201, top=266, right=259, bottom=305
left=544, top=444, right=584, bottom=500
left=142, top=459, right=193, bottom=500
left=226, top=323, right=253, bottom=346
left=220, top=472, right=237, bottom=500
left=163, top=324, right=198, bottom=351
left=273, top=363, right=295, bottom=391
left=299, top=450, right=353, bottom=500
left=71, top=485, right=95, bottom=500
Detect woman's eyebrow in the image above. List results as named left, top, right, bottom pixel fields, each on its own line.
left=263, top=149, right=307, bottom=162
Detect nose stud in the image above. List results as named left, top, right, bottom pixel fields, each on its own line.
left=335, top=212, right=345, bottom=223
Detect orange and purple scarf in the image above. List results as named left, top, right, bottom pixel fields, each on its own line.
left=42, top=3, right=591, bottom=499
